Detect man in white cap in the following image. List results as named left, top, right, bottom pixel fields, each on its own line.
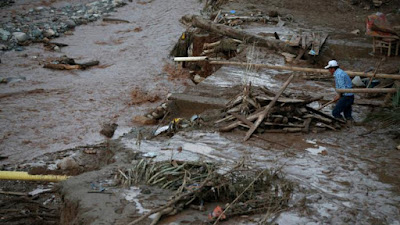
left=325, top=60, right=354, bottom=122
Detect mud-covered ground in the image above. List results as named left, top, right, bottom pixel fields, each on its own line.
left=1, top=0, right=400, bottom=224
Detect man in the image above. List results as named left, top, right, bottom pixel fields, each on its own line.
left=324, top=60, right=354, bottom=121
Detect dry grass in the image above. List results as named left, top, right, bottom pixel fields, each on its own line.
left=130, top=88, right=161, bottom=105
left=162, top=63, right=190, bottom=81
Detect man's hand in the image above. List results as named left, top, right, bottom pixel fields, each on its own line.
left=333, top=94, right=340, bottom=102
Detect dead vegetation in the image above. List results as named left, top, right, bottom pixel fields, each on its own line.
left=116, top=159, right=293, bottom=224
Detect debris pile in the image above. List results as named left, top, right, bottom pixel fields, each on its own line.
left=116, top=159, right=293, bottom=224
left=216, top=80, right=344, bottom=139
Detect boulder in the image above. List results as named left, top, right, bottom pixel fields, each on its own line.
left=12, top=32, right=28, bottom=42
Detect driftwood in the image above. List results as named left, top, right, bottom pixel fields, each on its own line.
left=77, top=60, right=100, bottom=69
left=188, top=15, right=298, bottom=55
left=243, top=74, right=295, bottom=141
left=209, top=61, right=400, bottom=80
left=366, top=58, right=384, bottom=88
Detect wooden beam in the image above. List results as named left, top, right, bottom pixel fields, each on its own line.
left=209, top=61, right=400, bottom=80
left=336, top=88, right=397, bottom=93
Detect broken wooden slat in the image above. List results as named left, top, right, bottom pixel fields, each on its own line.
left=264, top=122, right=304, bottom=128
left=305, top=106, right=345, bottom=124
left=243, top=74, right=295, bottom=141
left=43, top=64, right=80, bottom=70
left=283, top=127, right=302, bottom=133
left=103, top=18, right=130, bottom=23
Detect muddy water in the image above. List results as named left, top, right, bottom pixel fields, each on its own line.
left=0, top=0, right=201, bottom=164
left=122, top=127, right=400, bottom=224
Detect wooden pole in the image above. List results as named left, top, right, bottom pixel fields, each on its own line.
left=366, top=57, right=384, bottom=88
left=317, top=99, right=336, bottom=111
left=209, top=61, right=400, bottom=80
left=336, top=88, right=397, bottom=93
left=243, top=74, right=295, bottom=141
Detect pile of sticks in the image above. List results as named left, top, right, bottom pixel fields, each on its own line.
left=216, top=75, right=345, bottom=141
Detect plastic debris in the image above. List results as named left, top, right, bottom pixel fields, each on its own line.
left=208, top=205, right=226, bottom=221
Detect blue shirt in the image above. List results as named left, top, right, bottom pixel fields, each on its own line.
left=334, top=68, right=354, bottom=96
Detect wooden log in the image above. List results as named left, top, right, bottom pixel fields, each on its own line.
left=264, top=122, right=304, bottom=128
left=317, top=99, right=336, bottom=111
left=243, top=74, right=295, bottom=141
left=174, top=56, right=208, bottom=62
left=190, top=15, right=298, bottom=55
left=209, top=61, right=400, bottom=80
left=283, top=127, right=302, bottom=132
left=335, top=88, right=397, bottom=93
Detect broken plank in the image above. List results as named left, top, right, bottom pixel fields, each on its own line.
left=264, top=122, right=304, bottom=128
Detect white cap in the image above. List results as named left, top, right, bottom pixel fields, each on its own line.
left=324, top=60, right=339, bottom=69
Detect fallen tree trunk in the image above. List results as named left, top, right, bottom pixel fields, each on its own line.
left=209, top=61, right=400, bottom=80
left=188, top=15, right=298, bottom=55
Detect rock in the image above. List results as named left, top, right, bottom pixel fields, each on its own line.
left=44, top=29, right=55, bottom=37
left=397, top=145, right=400, bottom=150
left=64, top=19, right=76, bottom=28
left=57, top=157, right=79, bottom=170
left=132, top=115, right=157, bottom=125
left=350, top=29, right=360, bottom=35
left=31, top=28, right=42, bottom=38
left=53, top=46, right=61, bottom=52
left=193, top=74, right=205, bottom=84
left=0, top=44, right=7, bottom=50
left=12, top=32, right=28, bottom=42
left=100, top=123, right=118, bottom=138
left=35, top=6, right=45, bottom=11
left=140, top=187, right=151, bottom=194
left=0, top=29, right=11, bottom=41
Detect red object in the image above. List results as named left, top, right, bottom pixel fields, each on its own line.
left=208, top=205, right=226, bottom=220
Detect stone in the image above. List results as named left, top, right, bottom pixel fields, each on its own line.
left=64, top=19, right=76, bottom=28
left=0, top=29, right=10, bottom=41
left=100, top=123, right=118, bottom=138
left=350, top=29, right=360, bottom=35
left=193, top=74, right=205, bottom=84
left=57, top=157, right=79, bottom=170
left=53, top=46, right=61, bottom=52
left=44, top=29, right=55, bottom=37
left=397, top=145, right=400, bottom=150
left=31, top=28, right=42, bottom=38
left=12, top=32, right=28, bottom=42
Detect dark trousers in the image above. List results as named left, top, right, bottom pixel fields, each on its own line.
left=332, top=95, right=354, bottom=120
